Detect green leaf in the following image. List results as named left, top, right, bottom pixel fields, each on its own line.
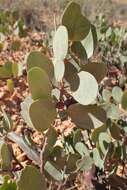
left=68, top=104, right=106, bottom=129
left=73, top=129, right=82, bottom=145
left=62, top=1, right=90, bottom=41
left=81, top=62, right=107, bottom=83
left=48, top=146, right=66, bottom=171
left=12, top=62, right=18, bottom=77
left=109, top=123, right=121, bottom=140
left=44, top=161, right=63, bottom=181
left=121, top=91, right=127, bottom=110
left=46, top=128, right=57, bottom=149
left=44, top=127, right=57, bottom=159
left=0, top=176, right=16, bottom=190
left=91, top=125, right=107, bottom=144
left=53, top=25, right=68, bottom=60
left=76, top=156, right=93, bottom=171
left=7, top=79, right=14, bottom=93
left=17, top=165, right=47, bottom=190
left=64, top=61, right=79, bottom=91
left=91, top=24, right=98, bottom=49
left=27, top=51, right=54, bottom=79
left=18, top=19, right=27, bottom=37
left=2, top=108, right=13, bottom=132
left=4, top=61, right=13, bottom=77
left=72, top=71, right=98, bottom=105
left=21, top=96, right=34, bottom=128
left=28, top=67, right=52, bottom=100
left=29, top=99, right=56, bottom=132
left=0, top=61, right=13, bottom=78
left=0, top=43, right=3, bottom=52
left=0, top=67, right=9, bottom=78
left=66, top=153, right=80, bottom=173
left=0, top=143, right=12, bottom=170
left=71, top=41, right=87, bottom=60
left=112, top=86, right=123, bottom=103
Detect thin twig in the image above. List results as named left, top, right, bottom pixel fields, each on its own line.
left=40, top=136, right=48, bottom=174
left=57, top=173, right=69, bottom=190
left=57, top=182, right=62, bottom=190
left=48, top=181, right=53, bottom=190
left=66, top=185, right=78, bottom=190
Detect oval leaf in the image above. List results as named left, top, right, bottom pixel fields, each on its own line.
left=7, top=79, right=14, bottom=93
left=64, top=61, right=79, bottom=91
left=68, top=104, right=106, bottom=129
left=102, top=89, right=111, bottom=102
left=0, top=143, right=12, bottom=170
left=112, top=86, right=123, bottom=103
left=27, top=51, right=54, bottom=79
left=109, top=123, right=121, bottom=140
left=76, top=156, right=93, bottom=171
left=72, top=71, right=98, bottom=105
left=44, top=161, right=63, bottom=181
left=107, top=104, right=121, bottom=120
left=75, top=142, right=89, bottom=157
left=53, top=59, right=65, bottom=82
left=62, top=2, right=90, bottom=41
left=53, top=25, right=68, bottom=60
left=81, top=62, right=107, bottom=83
left=29, top=99, right=56, bottom=132
left=71, top=41, right=87, bottom=60
left=121, top=91, right=127, bottom=110
left=28, top=67, right=51, bottom=100
left=17, top=166, right=47, bottom=190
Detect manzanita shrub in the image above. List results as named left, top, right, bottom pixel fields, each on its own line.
left=0, top=1, right=127, bottom=189
left=96, top=14, right=127, bottom=70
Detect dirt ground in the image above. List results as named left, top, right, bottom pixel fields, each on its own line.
left=0, top=0, right=127, bottom=31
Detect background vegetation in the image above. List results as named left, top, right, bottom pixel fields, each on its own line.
left=0, top=0, right=126, bottom=190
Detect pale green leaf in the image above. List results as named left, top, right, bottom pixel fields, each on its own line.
left=21, top=96, right=34, bottom=128
left=44, top=161, right=63, bottom=181
left=112, top=86, right=123, bottom=103
left=53, top=59, right=65, bottom=82
left=72, top=71, right=98, bottom=105
left=82, top=27, right=94, bottom=59
left=75, top=142, right=89, bottom=157
left=53, top=25, right=68, bottom=60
